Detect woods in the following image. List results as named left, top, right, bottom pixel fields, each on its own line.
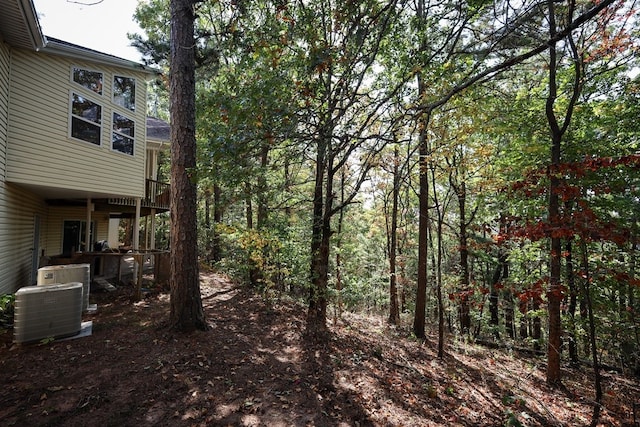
left=135, top=0, right=640, bottom=423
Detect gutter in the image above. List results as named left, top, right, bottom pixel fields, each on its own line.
left=42, top=38, right=161, bottom=77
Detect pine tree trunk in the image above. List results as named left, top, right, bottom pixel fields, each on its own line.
left=169, top=0, right=206, bottom=332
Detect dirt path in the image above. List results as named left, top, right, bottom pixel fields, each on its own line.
left=0, top=272, right=638, bottom=426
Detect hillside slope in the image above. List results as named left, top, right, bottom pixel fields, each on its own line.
left=0, top=272, right=637, bottom=426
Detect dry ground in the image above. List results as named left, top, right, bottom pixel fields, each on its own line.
left=0, top=270, right=638, bottom=426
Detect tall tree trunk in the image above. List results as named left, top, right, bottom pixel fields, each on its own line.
left=335, top=168, right=346, bottom=323
left=457, top=181, right=471, bottom=334
left=504, top=293, right=514, bottom=339
left=579, top=240, right=602, bottom=426
left=429, top=164, right=445, bottom=357
left=413, top=79, right=430, bottom=338
left=566, top=236, right=579, bottom=363
left=169, top=0, right=206, bottom=332
left=388, top=144, right=401, bottom=325
left=546, top=0, right=564, bottom=385
left=489, top=252, right=506, bottom=340
left=412, top=0, right=429, bottom=339
left=244, top=180, right=261, bottom=287
left=436, top=216, right=444, bottom=357
left=245, top=181, right=253, bottom=229
left=533, top=298, right=542, bottom=352
left=211, top=183, right=222, bottom=262
left=545, top=0, right=581, bottom=385
left=257, top=144, right=269, bottom=229
left=519, top=299, right=529, bottom=340
left=308, top=129, right=331, bottom=337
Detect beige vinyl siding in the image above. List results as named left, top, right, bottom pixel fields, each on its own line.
left=0, top=183, right=47, bottom=294
left=0, top=41, right=9, bottom=179
left=44, top=207, right=109, bottom=256
left=6, top=49, right=147, bottom=198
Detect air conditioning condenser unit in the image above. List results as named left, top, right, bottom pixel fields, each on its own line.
left=37, top=264, right=90, bottom=311
left=14, top=282, right=83, bottom=343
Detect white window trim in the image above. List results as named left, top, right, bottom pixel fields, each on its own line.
left=69, top=90, right=103, bottom=147
left=111, top=111, right=136, bottom=156
left=113, top=74, right=137, bottom=112
left=70, top=65, right=104, bottom=97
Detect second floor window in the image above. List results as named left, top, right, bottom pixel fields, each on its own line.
left=71, top=93, right=102, bottom=145
left=73, top=67, right=103, bottom=95
left=112, top=112, right=135, bottom=156
left=113, top=76, right=135, bottom=112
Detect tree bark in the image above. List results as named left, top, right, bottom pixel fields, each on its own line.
left=566, top=236, right=579, bottom=363
left=412, top=0, right=429, bottom=339
left=169, top=0, right=206, bottom=332
left=579, top=240, right=602, bottom=425
left=489, top=252, right=506, bottom=340
left=335, top=168, right=346, bottom=323
left=388, top=144, right=401, bottom=325
left=257, top=143, right=269, bottom=229
left=429, top=163, right=445, bottom=357
left=413, top=72, right=430, bottom=339
left=457, top=181, right=471, bottom=333
left=211, top=183, right=222, bottom=262
left=307, top=128, right=331, bottom=337
left=545, top=0, right=582, bottom=385
left=244, top=181, right=253, bottom=229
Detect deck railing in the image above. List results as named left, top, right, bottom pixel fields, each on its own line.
left=145, top=179, right=170, bottom=209
left=108, top=179, right=170, bottom=210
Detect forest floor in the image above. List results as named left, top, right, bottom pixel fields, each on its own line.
left=1, top=269, right=639, bottom=426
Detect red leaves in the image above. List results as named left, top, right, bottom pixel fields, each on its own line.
left=517, top=278, right=546, bottom=305
left=503, top=153, right=639, bottom=247
left=449, top=288, right=475, bottom=302
left=614, top=272, right=640, bottom=287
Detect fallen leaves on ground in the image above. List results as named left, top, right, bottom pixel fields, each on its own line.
left=0, top=271, right=638, bottom=426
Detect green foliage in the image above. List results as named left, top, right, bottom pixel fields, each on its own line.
left=39, top=337, right=55, bottom=345
left=0, top=293, right=15, bottom=328
left=213, top=223, right=310, bottom=298
left=132, top=0, right=640, bottom=379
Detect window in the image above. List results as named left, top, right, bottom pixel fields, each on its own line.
left=112, top=112, right=135, bottom=155
left=70, top=93, right=102, bottom=145
left=113, top=75, right=135, bottom=111
left=72, top=67, right=103, bottom=95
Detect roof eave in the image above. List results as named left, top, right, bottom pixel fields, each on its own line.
left=19, top=0, right=46, bottom=50
left=42, top=39, right=160, bottom=77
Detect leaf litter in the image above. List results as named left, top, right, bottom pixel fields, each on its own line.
left=0, top=271, right=637, bottom=426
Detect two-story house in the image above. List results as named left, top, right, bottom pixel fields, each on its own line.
left=0, top=0, right=170, bottom=295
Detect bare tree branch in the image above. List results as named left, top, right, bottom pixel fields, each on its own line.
left=67, top=0, right=104, bottom=5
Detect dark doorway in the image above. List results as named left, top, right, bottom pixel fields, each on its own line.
left=62, top=220, right=94, bottom=256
